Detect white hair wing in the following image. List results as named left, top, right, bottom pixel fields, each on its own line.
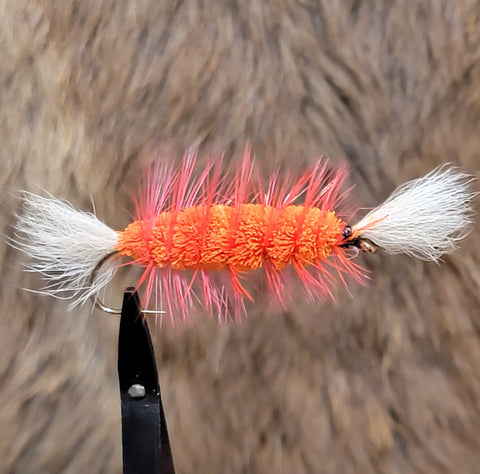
left=12, top=192, right=119, bottom=309
left=353, top=166, right=476, bottom=261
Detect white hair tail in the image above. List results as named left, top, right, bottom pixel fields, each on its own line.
left=12, top=192, right=119, bottom=309
left=353, top=166, right=476, bottom=261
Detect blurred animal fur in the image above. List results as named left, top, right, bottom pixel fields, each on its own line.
left=1, top=1, right=479, bottom=472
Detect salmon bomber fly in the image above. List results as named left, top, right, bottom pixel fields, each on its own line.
left=13, top=150, right=475, bottom=321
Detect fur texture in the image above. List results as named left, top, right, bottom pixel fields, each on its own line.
left=354, top=166, right=475, bottom=260
left=13, top=192, right=118, bottom=309
left=1, top=1, right=480, bottom=473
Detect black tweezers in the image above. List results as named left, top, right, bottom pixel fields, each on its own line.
left=118, top=288, right=176, bottom=474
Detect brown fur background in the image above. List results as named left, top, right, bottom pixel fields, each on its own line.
left=1, top=1, right=480, bottom=472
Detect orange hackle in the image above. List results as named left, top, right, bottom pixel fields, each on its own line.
left=113, top=150, right=364, bottom=321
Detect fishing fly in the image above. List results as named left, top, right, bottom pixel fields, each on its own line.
left=12, top=150, right=475, bottom=321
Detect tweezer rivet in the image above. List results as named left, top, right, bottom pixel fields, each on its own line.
left=128, top=384, right=146, bottom=399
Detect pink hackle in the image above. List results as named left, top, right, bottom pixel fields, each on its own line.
left=122, top=148, right=362, bottom=321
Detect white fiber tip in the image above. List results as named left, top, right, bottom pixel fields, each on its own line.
left=12, top=192, right=119, bottom=309
left=353, top=166, right=476, bottom=261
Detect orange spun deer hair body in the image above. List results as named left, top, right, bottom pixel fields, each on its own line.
left=108, top=150, right=364, bottom=320
left=116, top=204, right=343, bottom=272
